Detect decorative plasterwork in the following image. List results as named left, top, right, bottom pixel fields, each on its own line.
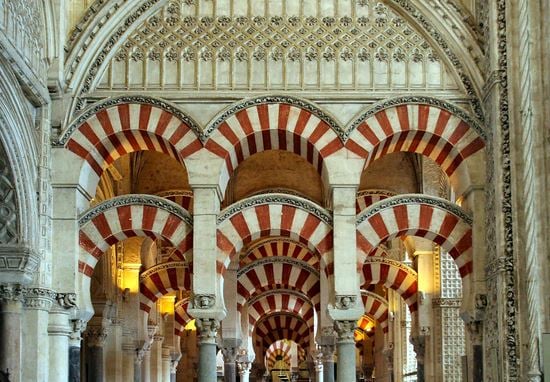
left=217, top=193, right=332, bottom=226
left=79, top=194, right=193, bottom=227
left=0, top=245, right=40, bottom=285
left=0, top=144, right=18, bottom=244
left=23, top=287, right=57, bottom=311
left=356, top=194, right=472, bottom=226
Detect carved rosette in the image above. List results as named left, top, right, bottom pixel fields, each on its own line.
left=195, top=318, right=219, bottom=344
left=334, top=320, right=356, bottom=343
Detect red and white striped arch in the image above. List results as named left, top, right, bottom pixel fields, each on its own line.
left=346, top=103, right=485, bottom=178
left=247, top=292, right=315, bottom=331
left=356, top=195, right=473, bottom=277
left=156, top=190, right=193, bottom=213
left=356, top=189, right=396, bottom=214
left=78, top=196, right=193, bottom=277
left=255, top=313, right=311, bottom=352
left=237, top=261, right=320, bottom=309
left=240, top=239, right=320, bottom=269
left=362, top=257, right=418, bottom=312
left=64, top=99, right=202, bottom=192
left=361, top=291, right=390, bottom=333
left=204, top=99, right=344, bottom=184
left=174, top=298, right=193, bottom=336
left=139, top=262, right=192, bottom=314
left=217, top=196, right=333, bottom=275
left=265, top=341, right=292, bottom=371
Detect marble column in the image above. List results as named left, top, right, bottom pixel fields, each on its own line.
left=69, top=320, right=84, bottom=382
left=320, top=344, right=335, bottom=382
left=221, top=345, right=238, bottom=382
left=334, top=320, right=357, bottom=382
left=85, top=326, right=108, bottom=382
left=411, top=335, right=426, bottom=382
left=48, top=297, right=74, bottom=382
left=0, top=285, right=23, bottom=382
left=169, top=353, right=180, bottom=382
left=141, top=348, right=151, bottom=382
left=237, top=361, right=251, bottom=382
left=466, top=321, right=483, bottom=382
left=122, top=345, right=135, bottom=381
left=313, top=356, right=324, bottom=382
left=196, top=318, right=219, bottom=382
left=161, top=347, right=172, bottom=381
left=134, top=353, right=143, bottom=382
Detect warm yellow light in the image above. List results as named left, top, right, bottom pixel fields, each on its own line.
left=185, top=319, right=196, bottom=331
left=159, top=297, right=175, bottom=315
left=122, top=263, right=141, bottom=293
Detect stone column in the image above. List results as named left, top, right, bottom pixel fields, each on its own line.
left=22, top=288, right=56, bottom=382
left=334, top=320, right=357, bottom=382
left=237, top=361, right=251, bottom=382
left=320, top=343, right=335, bottom=382
left=466, top=321, right=483, bottom=382
left=141, top=347, right=151, bottom=382
left=196, top=318, right=219, bottom=382
left=150, top=335, right=163, bottom=382
left=122, top=344, right=135, bottom=381
left=0, top=285, right=23, bottom=381
left=48, top=293, right=76, bottom=382
left=69, top=319, right=84, bottom=382
left=85, top=326, right=108, bottom=382
left=313, top=355, right=324, bottom=382
left=221, top=345, right=238, bottom=382
left=162, top=347, right=172, bottom=381
left=411, top=335, right=426, bottom=382
left=169, top=352, right=181, bottom=382
left=134, top=352, right=143, bottom=382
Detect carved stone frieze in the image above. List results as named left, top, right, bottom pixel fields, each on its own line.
left=0, top=284, right=24, bottom=302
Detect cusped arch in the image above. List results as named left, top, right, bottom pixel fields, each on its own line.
left=361, top=257, right=418, bottom=312
left=356, top=194, right=473, bottom=277
left=204, top=96, right=345, bottom=190
left=60, top=96, right=202, bottom=194
left=237, top=258, right=320, bottom=309
left=346, top=98, right=485, bottom=193
left=217, top=194, right=333, bottom=275
left=78, top=195, right=193, bottom=277
left=139, top=262, right=192, bottom=314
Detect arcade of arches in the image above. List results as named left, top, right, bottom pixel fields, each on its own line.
left=0, top=1, right=549, bottom=381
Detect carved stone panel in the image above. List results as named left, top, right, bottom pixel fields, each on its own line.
left=0, top=144, right=18, bottom=244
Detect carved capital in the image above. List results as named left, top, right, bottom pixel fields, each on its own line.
left=85, top=326, right=109, bottom=347
left=195, top=318, right=219, bottom=344
left=410, top=335, right=426, bottom=362
left=193, top=294, right=215, bottom=309
left=334, top=320, right=356, bottom=343
left=334, top=295, right=357, bottom=310
left=23, top=287, right=56, bottom=311
left=221, top=346, right=238, bottom=363
left=320, top=344, right=335, bottom=362
left=0, top=284, right=24, bottom=303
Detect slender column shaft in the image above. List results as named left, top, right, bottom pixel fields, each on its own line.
left=122, top=347, right=135, bottom=381
left=48, top=309, right=72, bottom=382
left=196, top=319, right=219, bottom=382
left=222, top=346, right=238, bottom=382
left=162, top=352, right=171, bottom=382
left=335, top=320, right=357, bottom=382
left=0, top=286, right=22, bottom=382
left=141, top=351, right=151, bottom=382
left=87, top=346, right=105, bottom=382
left=320, top=344, right=335, bottom=382
left=237, top=362, right=251, bottom=382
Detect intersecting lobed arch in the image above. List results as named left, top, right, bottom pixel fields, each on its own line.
left=78, top=195, right=193, bottom=277
left=204, top=96, right=345, bottom=190
left=246, top=291, right=315, bottom=331
left=362, top=257, right=418, bottom=312
left=356, top=189, right=397, bottom=214
left=255, top=313, right=311, bottom=353
left=356, top=194, right=473, bottom=277
left=139, top=262, right=192, bottom=314
left=265, top=341, right=292, bottom=371
left=361, top=291, right=390, bottom=333
left=60, top=96, right=202, bottom=194
left=216, top=194, right=333, bottom=275
left=346, top=99, right=485, bottom=192
left=237, top=259, right=320, bottom=309
left=240, top=239, right=320, bottom=269
left=174, top=298, right=193, bottom=336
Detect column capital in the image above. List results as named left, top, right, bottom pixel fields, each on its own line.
left=196, top=318, right=220, bottom=344
left=236, top=361, right=251, bottom=376
left=320, top=344, right=336, bottom=362
left=22, top=287, right=56, bottom=311
left=84, top=326, right=109, bottom=347
left=410, top=335, right=426, bottom=363
left=334, top=320, right=356, bottom=343
left=0, top=284, right=24, bottom=303
left=221, top=345, right=239, bottom=363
